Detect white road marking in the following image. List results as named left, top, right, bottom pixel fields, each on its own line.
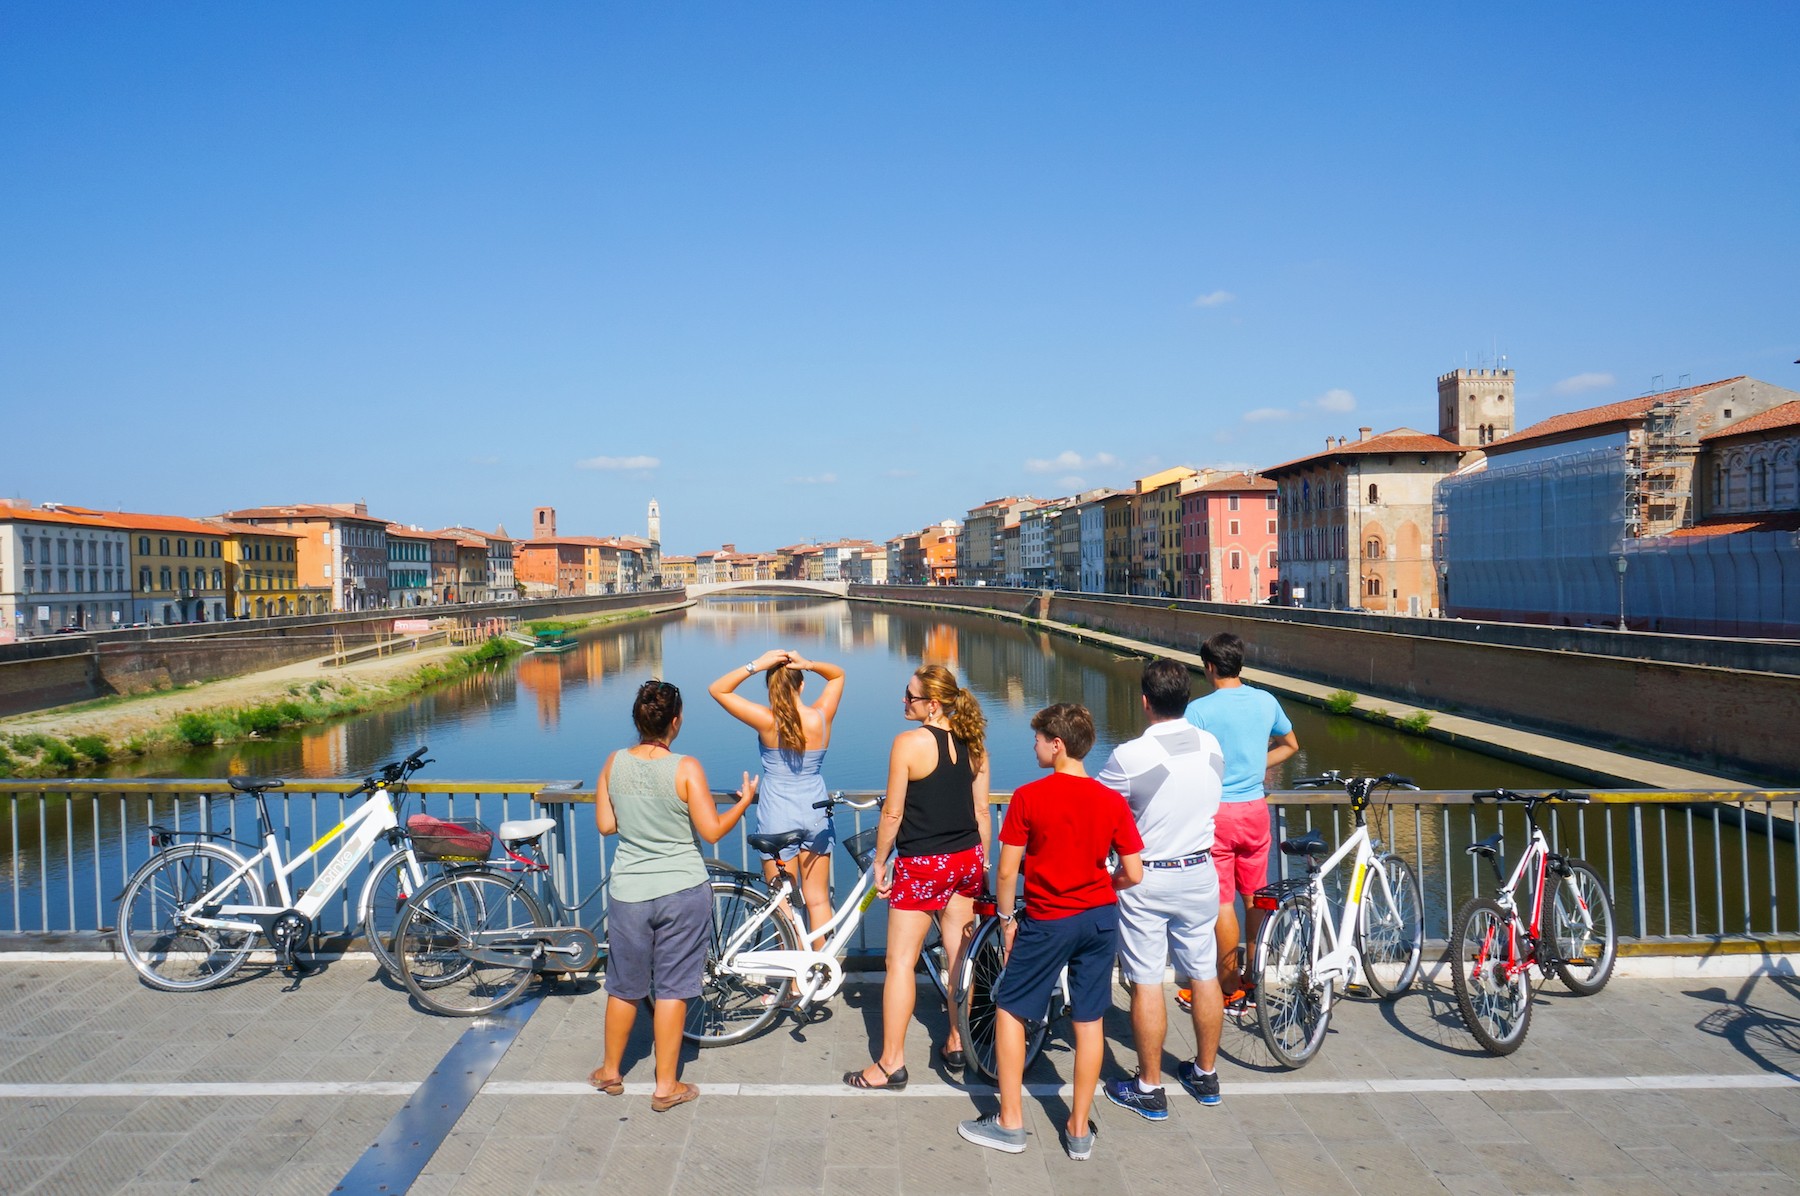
left=2, top=1072, right=1793, bottom=1100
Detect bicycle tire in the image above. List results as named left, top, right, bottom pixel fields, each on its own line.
left=1253, top=896, right=1333, bottom=1068
left=1450, top=897, right=1532, bottom=1055
left=394, top=870, right=548, bottom=1016
left=118, top=842, right=267, bottom=992
left=1547, top=860, right=1617, bottom=996
left=1356, top=853, right=1423, bottom=998
left=955, top=917, right=1050, bottom=1082
left=684, top=877, right=801, bottom=1047
left=358, top=848, right=431, bottom=976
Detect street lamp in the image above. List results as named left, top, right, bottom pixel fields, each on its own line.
left=1614, top=554, right=1628, bottom=632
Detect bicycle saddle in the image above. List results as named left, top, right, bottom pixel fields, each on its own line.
left=1279, top=829, right=1329, bottom=858
left=748, top=829, right=809, bottom=858
left=499, top=817, right=555, bottom=843
left=228, top=777, right=285, bottom=792
left=1466, top=833, right=1504, bottom=859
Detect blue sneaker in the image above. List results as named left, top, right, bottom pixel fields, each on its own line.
left=1177, top=1060, right=1221, bottom=1106
left=1102, top=1076, right=1169, bottom=1121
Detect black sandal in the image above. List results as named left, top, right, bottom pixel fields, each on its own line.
left=842, top=1062, right=909, bottom=1091
left=939, top=1046, right=966, bottom=1072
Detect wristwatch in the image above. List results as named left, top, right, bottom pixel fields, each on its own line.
left=745, top=662, right=756, bottom=674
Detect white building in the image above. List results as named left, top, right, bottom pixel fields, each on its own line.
left=0, top=503, right=133, bottom=640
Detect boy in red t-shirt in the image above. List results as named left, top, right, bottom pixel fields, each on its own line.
left=958, top=703, right=1144, bottom=1160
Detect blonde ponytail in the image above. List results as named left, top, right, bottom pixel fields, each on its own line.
left=766, top=666, right=806, bottom=755
left=913, top=664, right=985, bottom=771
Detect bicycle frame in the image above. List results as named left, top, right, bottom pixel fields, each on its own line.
left=1291, top=823, right=1383, bottom=992
left=1481, top=805, right=1592, bottom=978
left=178, top=785, right=402, bottom=933
left=717, top=852, right=883, bottom=1008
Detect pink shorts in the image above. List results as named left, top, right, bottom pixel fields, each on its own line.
left=890, top=845, right=985, bottom=912
left=1212, top=800, right=1272, bottom=906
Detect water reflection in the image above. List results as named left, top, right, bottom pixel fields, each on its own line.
left=108, top=597, right=1576, bottom=794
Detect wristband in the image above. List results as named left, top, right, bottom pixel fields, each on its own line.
left=998, top=912, right=1016, bottom=924
left=745, top=662, right=756, bottom=675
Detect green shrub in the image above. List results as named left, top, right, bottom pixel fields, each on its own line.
left=1325, top=690, right=1357, bottom=715
left=1400, top=710, right=1434, bottom=734
left=69, top=735, right=111, bottom=763
left=38, top=738, right=76, bottom=768
left=176, top=712, right=221, bottom=747
left=123, top=735, right=150, bottom=756
left=237, top=705, right=286, bottom=736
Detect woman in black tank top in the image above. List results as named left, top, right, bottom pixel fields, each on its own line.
left=845, top=666, right=992, bottom=1091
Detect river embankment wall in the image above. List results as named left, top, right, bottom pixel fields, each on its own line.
left=0, top=589, right=687, bottom=718
left=848, top=585, right=1800, bottom=783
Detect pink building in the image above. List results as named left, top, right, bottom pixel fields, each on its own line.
left=1179, top=472, right=1279, bottom=603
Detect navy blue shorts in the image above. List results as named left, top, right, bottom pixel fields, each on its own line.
left=992, top=903, right=1119, bottom=1025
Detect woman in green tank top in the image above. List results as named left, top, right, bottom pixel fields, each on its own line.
left=587, top=680, right=756, bottom=1112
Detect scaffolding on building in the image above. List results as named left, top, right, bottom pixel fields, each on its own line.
left=1633, top=400, right=1698, bottom=535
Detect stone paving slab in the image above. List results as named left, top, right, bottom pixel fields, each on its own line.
left=0, top=959, right=1797, bottom=1194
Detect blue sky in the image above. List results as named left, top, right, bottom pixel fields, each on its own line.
left=4, top=4, right=1796, bottom=553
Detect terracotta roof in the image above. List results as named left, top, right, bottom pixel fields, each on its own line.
left=210, top=520, right=301, bottom=538
left=85, top=509, right=230, bottom=537
left=1192, top=471, right=1277, bottom=493
left=0, top=505, right=125, bottom=530
left=1666, top=512, right=1800, bottom=538
left=385, top=524, right=435, bottom=540
left=1700, top=400, right=1800, bottom=442
left=223, top=503, right=390, bottom=525
left=1492, top=377, right=1745, bottom=454
left=1264, top=429, right=1464, bottom=475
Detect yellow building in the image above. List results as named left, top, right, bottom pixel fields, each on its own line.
left=212, top=521, right=304, bottom=619
left=101, top=510, right=231, bottom=625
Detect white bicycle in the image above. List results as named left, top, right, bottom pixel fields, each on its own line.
left=1249, top=771, right=1425, bottom=1068
left=117, top=747, right=465, bottom=990
left=686, top=792, right=975, bottom=1049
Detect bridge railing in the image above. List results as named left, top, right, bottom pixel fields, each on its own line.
left=3, top=781, right=1796, bottom=955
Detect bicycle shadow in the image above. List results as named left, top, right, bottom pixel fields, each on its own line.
left=1686, top=963, right=1800, bottom=1079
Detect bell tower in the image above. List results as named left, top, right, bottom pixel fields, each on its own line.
left=647, top=498, right=661, bottom=547
left=1438, top=368, right=1516, bottom=448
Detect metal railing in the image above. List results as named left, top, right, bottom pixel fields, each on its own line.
left=3, top=780, right=1797, bottom=954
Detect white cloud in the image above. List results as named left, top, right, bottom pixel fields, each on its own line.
left=1311, top=388, right=1357, bottom=414
left=1192, top=290, right=1236, bottom=308
left=1242, top=407, right=1293, bottom=423
left=577, top=454, right=660, bottom=471
left=1057, top=475, right=1086, bottom=491
left=1025, top=450, right=1119, bottom=474
left=1553, top=372, right=1616, bottom=396
left=788, top=473, right=838, bottom=485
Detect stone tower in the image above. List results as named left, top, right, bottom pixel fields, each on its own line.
left=1437, top=368, right=1516, bottom=448
left=647, top=498, right=661, bottom=547
left=533, top=506, right=556, bottom=539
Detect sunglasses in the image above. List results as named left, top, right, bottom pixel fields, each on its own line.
left=902, top=689, right=928, bottom=706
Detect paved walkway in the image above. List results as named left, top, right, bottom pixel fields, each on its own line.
left=2, top=961, right=1798, bottom=1194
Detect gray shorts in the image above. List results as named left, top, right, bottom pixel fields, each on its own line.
left=1116, top=863, right=1221, bottom=984
left=605, top=881, right=711, bottom=1002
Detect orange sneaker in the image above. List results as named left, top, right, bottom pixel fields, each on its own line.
left=1176, top=988, right=1194, bottom=1012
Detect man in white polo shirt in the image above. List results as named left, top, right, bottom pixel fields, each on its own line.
left=1095, top=658, right=1227, bottom=1117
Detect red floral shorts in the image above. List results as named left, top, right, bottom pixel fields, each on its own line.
left=890, top=845, right=985, bottom=912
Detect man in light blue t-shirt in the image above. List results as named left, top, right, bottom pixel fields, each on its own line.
left=1184, top=632, right=1298, bottom=1007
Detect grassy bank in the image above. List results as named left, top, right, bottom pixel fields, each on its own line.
left=0, top=635, right=528, bottom=778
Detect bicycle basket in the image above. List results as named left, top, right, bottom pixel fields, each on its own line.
left=843, top=828, right=879, bottom=872
left=406, top=813, right=494, bottom=861
left=1251, top=877, right=1312, bottom=912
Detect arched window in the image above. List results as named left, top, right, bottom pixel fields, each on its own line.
left=178, top=568, right=190, bottom=591
left=1753, top=458, right=1770, bottom=507
left=159, top=567, right=172, bottom=590
left=213, top=568, right=223, bottom=589
left=1713, top=464, right=1726, bottom=510
left=1367, top=484, right=1380, bottom=504
left=1366, top=575, right=1383, bottom=597
left=1366, top=537, right=1382, bottom=558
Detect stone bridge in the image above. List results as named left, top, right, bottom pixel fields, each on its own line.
left=687, top=579, right=848, bottom=599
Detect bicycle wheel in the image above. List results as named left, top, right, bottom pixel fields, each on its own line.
left=955, top=918, right=1050, bottom=1082
left=1356, top=854, right=1423, bottom=998
left=1254, top=897, right=1332, bottom=1068
left=395, top=871, right=548, bottom=1016
left=684, top=877, right=802, bottom=1047
left=358, top=849, right=431, bottom=976
left=1450, top=897, right=1532, bottom=1055
left=118, top=843, right=266, bottom=992
left=1547, top=860, right=1617, bottom=996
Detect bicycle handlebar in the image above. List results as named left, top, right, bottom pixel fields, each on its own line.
left=812, top=792, right=881, bottom=812
left=1474, top=788, right=1591, bottom=804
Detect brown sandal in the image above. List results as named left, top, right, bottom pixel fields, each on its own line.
left=650, top=1082, right=700, bottom=1112
left=588, top=1068, right=624, bottom=1095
